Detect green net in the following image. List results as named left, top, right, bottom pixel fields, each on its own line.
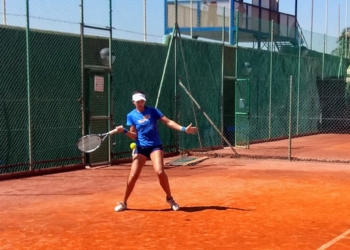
left=1, top=0, right=350, bottom=176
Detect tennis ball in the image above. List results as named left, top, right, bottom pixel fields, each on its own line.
left=130, top=142, right=136, bottom=150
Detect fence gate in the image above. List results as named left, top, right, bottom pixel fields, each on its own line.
left=84, top=69, right=111, bottom=166
left=235, top=79, right=250, bottom=148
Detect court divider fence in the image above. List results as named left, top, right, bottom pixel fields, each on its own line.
left=1, top=0, right=350, bottom=178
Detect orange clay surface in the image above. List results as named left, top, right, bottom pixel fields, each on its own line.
left=1, top=157, right=350, bottom=250
left=211, top=134, right=350, bottom=162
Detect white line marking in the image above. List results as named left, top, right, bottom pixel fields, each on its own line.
left=317, top=229, right=350, bottom=250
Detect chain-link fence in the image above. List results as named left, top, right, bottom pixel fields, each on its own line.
left=1, top=0, right=350, bottom=177
left=0, top=2, right=82, bottom=174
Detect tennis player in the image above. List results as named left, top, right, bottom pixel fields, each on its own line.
left=114, top=91, right=198, bottom=212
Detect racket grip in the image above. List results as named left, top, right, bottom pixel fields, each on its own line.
left=109, top=126, right=122, bottom=135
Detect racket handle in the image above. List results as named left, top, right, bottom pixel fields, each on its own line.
left=109, top=126, right=123, bottom=135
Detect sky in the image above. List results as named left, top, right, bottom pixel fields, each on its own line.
left=0, top=0, right=349, bottom=45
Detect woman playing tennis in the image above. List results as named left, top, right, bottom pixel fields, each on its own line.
left=114, top=91, right=198, bottom=212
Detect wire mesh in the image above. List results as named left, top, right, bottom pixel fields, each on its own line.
left=1, top=0, right=350, bottom=176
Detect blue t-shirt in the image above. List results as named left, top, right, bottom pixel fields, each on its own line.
left=126, top=106, right=164, bottom=147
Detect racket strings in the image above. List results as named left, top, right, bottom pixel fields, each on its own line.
left=77, top=136, right=102, bottom=152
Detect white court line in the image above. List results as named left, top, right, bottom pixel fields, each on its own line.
left=317, top=229, right=350, bottom=250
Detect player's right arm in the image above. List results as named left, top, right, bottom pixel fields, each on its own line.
left=114, top=113, right=137, bottom=140
left=114, top=125, right=137, bottom=140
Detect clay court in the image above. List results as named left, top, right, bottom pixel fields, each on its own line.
left=201, top=134, right=350, bottom=163
left=1, top=156, right=350, bottom=250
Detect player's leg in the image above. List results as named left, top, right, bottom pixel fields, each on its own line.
left=150, top=148, right=179, bottom=211
left=115, top=154, right=147, bottom=211
left=149, top=148, right=171, bottom=197
left=123, top=154, right=147, bottom=202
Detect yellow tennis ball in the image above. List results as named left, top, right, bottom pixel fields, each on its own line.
left=130, top=142, right=136, bottom=150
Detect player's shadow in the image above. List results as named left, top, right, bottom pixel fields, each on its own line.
left=180, top=206, right=254, bottom=212
left=129, top=206, right=255, bottom=212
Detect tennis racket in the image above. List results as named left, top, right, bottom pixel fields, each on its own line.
left=77, top=131, right=114, bottom=153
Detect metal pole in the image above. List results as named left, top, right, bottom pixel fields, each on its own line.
left=311, top=0, right=314, bottom=50
left=322, top=33, right=325, bottom=80
left=155, top=28, right=175, bottom=108
left=325, top=0, right=328, bottom=53
left=297, top=35, right=301, bottom=135
left=174, top=0, right=178, bottom=151
left=338, top=4, right=341, bottom=39
left=190, top=0, right=193, bottom=37
left=2, top=0, right=6, bottom=25
left=178, top=80, right=238, bottom=156
left=221, top=7, right=225, bottom=146
left=229, top=0, right=234, bottom=44
left=144, top=0, right=147, bottom=42
left=235, top=9, right=239, bottom=46
left=175, top=0, right=178, bottom=25
left=80, top=0, right=85, bottom=165
left=26, top=0, right=33, bottom=170
left=269, top=20, right=274, bottom=138
left=346, top=0, right=349, bottom=58
left=108, top=0, right=112, bottom=163
left=222, top=7, right=225, bottom=44
left=288, top=76, right=293, bottom=161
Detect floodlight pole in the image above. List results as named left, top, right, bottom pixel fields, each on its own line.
left=2, top=0, right=6, bottom=25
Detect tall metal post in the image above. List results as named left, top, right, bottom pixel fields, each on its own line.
left=311, top=0, right=314, bottom=50
left=26, top=0, right=33, bottom=170
left=174, top=0, right=178, bottom=151
left=346, top=0, right=349, bottom=58
left=108, top=0, right=112, bottom=162
left=2, top=0, right=6, bottom=25
left=229, top=0, right=234, bottom=44
left=144, top=0, right=147, bottom=42
left=80, top=0, right=86, bottom=165
left=190, top=0, right=193, bottom=37
left=297, top=35, right=301, bottom=135
left=268, top=20, right=274, bottom=138
left=288, top=76, right=293, bottom=161
left=221, top=7, right=225, bottom=146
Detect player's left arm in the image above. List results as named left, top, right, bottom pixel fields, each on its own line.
left=159, top=116, right=197, bottom=134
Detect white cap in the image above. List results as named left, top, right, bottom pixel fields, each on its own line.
left=132, top=93, right=146, bottom=102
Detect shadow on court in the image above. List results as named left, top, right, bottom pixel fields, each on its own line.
left=180, top=206, right=255, bottom=212
left=128, top=206, right=255, bottom=212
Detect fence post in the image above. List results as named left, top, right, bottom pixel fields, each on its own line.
left=268, top=20, right=274, bottom=138
left=26, top=0, right=33, bottom=171
left=288, top=75, right=293, bottom=161
left=297, top=35, right=301, bottom=135
left=322, top=33, right=325, bottom=79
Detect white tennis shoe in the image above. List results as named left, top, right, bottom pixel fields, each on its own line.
left=166, top=197, right=180, bottom=211
left=114, top=202, right=127, bottom=212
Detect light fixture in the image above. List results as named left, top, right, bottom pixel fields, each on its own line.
left=100, top=48, right=116, bottom=66
left=242, top=62, right=252, bottom=76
